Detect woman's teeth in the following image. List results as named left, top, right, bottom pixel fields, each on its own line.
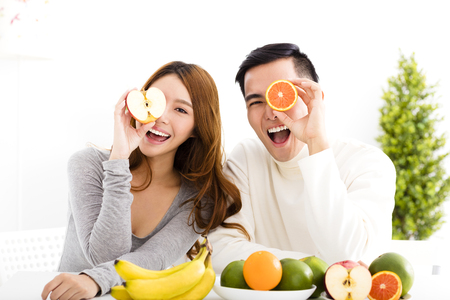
left=148, top=128, right=170, bottom=137
left=268, top=125, right=288, bottom=133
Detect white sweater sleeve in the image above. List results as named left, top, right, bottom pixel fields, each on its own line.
left=298, top=147, right=396, bottom=264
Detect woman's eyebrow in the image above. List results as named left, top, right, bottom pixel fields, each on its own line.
left=174, top=99, right=193, bottom=108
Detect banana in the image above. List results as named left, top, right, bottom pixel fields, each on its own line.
left=115, top=238, right=207, bottom=281
left=115, top=259, right=191, bottom=281
left=124, top=245, right=209, bottom=300
left=110, top=285, right=133, bottom=300
left=168, top=253, right=216, bottom=300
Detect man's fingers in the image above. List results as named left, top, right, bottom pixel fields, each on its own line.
left=288, top=78, right=322, bottom=102
left=273, top=111, right=294, bottom=128
left=296, top=86, right=311, bottom=106
left=300, top=81, right=322, bottom=102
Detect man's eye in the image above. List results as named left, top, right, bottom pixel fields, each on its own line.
left=249, top=101, right=263, bottom=107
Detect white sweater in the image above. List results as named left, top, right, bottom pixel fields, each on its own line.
left=209, top=138, right=396, bottom=273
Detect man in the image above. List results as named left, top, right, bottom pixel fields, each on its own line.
left=209, top=43, right=396, bottom=273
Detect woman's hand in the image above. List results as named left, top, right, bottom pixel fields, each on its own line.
left=110, top=89, right=156, bottom=160
left=41, top=273, right=100, bottom=300
left=273, top=78, right=329, bottom=155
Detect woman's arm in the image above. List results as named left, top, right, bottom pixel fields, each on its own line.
left=52, top=208, right=201, bottom=297
left=67, top=148, right=134, bottom=266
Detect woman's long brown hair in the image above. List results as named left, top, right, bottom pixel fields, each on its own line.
left=129, top=61, right=249, bottom=257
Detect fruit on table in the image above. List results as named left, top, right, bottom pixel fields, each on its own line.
left=243, top=250, right=282, bottom=290
left=169, top=253, right=216, bottom=300
left=368, top=271, right=402, bottom=300
left=110, top=285, right=132, bottom=300
left=126, top=87, right=166, bottom=124
left=265, top=79, right=298, bottom=111
left=273, top=258, right=313, bottom=291
left=111, top=238, right=214, bottom=300
left=115, top=258, right=192, bottom=280
left=220, top=260, right=250, bottom=289
left=368, top=252, right=414, bottom=297
left=300, top=256, right=329, bottom=297
left=324, top=260, right=372, bottom=300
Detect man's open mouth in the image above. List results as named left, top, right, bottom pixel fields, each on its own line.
left=147, top=128, right=171, bottom=142
left=268, top=125, right=290, bottom=144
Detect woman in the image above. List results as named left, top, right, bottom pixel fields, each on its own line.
left=41, top=61, right=247, bottom=299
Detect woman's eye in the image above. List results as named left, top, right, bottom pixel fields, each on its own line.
left=175, top=108, right=188, bottom=114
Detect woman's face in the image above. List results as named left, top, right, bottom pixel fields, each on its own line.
left=136, top=74, right=195, bottom=160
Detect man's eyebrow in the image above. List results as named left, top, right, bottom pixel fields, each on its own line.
left=175, top=99, right=193, bottom=108
left=244, top=93, right=263, bottom=102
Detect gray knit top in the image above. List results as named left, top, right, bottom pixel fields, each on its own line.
left=58, top=147, right=204, bottom=295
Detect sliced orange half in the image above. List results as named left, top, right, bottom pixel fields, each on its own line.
left=265, top=79, right=298, bottom=111
left=368, top=271, right=402, bottom=300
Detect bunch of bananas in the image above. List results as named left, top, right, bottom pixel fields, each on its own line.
left=111, top=239, right=215, bottom=300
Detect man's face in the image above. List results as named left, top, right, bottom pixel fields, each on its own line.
left=244, top=57, right=308, bottom=162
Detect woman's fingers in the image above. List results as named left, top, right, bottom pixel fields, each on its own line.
left=116, top=88, right=135, bottom=105
left=41, top=276, right=62, bottom=300
left=136, top=121, right=156, bottom=138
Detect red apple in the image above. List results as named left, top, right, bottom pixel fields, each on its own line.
left=126, top=87, right=166, bottom=124
left=325, top=262, right=372, bottom=300
left=331, top=260, right=360, bottom=270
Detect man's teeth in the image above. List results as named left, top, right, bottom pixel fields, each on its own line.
left=268, top=125, right=288, bottom=133
left=148, top=128, right=170, bottom=137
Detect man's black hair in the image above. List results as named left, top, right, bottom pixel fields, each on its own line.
left=235, top=43, right=319, bottom=96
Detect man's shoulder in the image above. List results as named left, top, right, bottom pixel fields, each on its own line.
left=332, top=137, right=384, bottom=155
left=225, top=138, right=270, bottom=172
left=228, top=138, right=269, bottom=160
left=330, top=137, right=394, bottom=169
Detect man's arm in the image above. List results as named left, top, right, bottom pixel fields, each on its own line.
left=299, top=144, right=396, bottom=264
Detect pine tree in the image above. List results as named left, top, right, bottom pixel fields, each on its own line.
left=377, top=52, right=450, bottom=240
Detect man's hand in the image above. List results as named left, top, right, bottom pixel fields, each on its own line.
left=41, top=273, right=100, bottom=300
left=273, top=78, right=329, bottom=155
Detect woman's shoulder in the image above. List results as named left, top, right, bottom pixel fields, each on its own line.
left=67, top=145, right=111, bottom=172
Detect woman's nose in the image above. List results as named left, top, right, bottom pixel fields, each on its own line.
left=155, top=107, right=169, bottom=124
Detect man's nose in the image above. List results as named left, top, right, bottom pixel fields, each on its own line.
left=264, top=103, right=277, bottom=120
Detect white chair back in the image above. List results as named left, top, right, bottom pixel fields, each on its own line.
left=0, top=227, right=66, bottom=286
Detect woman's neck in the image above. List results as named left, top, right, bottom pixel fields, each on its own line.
left=135, top=154, right=180, bottom=188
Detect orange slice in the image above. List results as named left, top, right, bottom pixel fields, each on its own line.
left=265, top=79, right=298, bottom=111
left=368, top=271, right=402, bottom=300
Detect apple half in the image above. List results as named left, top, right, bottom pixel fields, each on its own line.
left=126, top=87, right=166, bottom=124
left=325, top=264, right=372, bottom=300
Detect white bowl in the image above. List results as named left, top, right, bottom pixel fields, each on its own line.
left=213, top=276, right=316, bottom=300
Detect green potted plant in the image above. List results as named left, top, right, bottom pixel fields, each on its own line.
left=377, top=52, right=450, bottom=240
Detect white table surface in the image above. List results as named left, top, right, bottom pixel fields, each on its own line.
left=0, top=271, right=448, bottom=299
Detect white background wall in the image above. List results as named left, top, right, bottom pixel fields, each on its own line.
left=1, top=0, right=449, bottom=252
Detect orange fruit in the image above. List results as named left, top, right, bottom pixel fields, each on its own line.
left=265, top=79, right=298, bottom=111
left=368, top=271, right=402, bottom=300
left=243, top=251, right=282, bottom=290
